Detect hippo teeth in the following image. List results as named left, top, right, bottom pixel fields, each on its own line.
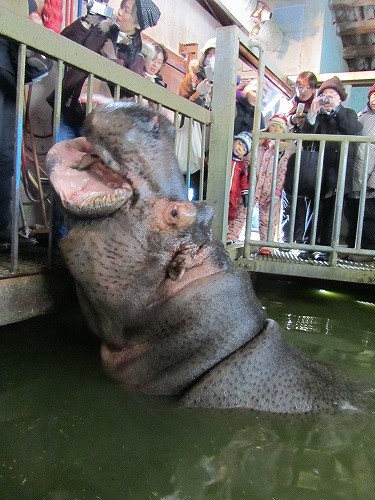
left=62, top=188, right=132, bottom=217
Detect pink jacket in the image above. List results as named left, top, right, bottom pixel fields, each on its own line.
left=254, top=141, right=293, bottom=203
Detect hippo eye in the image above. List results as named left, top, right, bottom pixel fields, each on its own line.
left=171, top=208, right=178, bottom=218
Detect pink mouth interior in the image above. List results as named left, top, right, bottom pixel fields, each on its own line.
left=49, top=138, right=130, bottom=205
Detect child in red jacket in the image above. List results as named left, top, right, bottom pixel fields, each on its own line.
left=227, top=131, right=252, bottom=244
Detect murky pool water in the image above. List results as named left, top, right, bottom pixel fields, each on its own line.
left=0, top=276, right=374, bottom=499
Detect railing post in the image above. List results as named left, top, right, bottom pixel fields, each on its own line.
left=206, top=26, right=240, bottom=243
left=10, top=43, right=27, bottom=271
left=243, top=40, right=266, bottom=258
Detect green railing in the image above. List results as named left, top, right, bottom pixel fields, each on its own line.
left=0, top=6, right=374, bottom=283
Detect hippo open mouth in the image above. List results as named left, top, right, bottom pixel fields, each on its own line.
left=47, top=137, right=134, bottom=217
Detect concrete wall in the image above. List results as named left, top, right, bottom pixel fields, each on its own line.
left=320, top=2, right=348, bottom=73
left=261, top=0, right=346, bottom=77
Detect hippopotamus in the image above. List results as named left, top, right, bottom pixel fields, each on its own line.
left=46, top=101, right=357, bottom=414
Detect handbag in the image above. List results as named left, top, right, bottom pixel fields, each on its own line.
left=175, top=120, right=203, bottom=175
left=284, top=147, right=319, bottom=197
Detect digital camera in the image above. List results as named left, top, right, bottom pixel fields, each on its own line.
left=87, top=0, right=114, bottom=19
left=320, top=95, right=332, bottom=105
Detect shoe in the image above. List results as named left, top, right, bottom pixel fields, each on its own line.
left=0, top=228, right=38, bottom=248
left=347, top=254, right=374, bottom=263
left=26, top=52, right=50, bottom=72
left=18, top=233, right=38, bottom=247
left=297, top=250, right=313, bottom=260
left=259, top=247, right=272, bottom=255
left=312, top=251, right=328, bottom=262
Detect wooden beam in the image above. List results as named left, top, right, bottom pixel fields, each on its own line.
left=289, top=70, right=375, bottom=86
left=343, top=44, right=375, bottom=59
left=337, top=19, right=375, bottom=36
left=330, top=0, right=375, bottom=7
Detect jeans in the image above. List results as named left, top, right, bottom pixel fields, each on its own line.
left=55, top=112, right=84, bottom=142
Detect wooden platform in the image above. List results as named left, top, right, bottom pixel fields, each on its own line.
left=0, top=246, right=77, bottom=326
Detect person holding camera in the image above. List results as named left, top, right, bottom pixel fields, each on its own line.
left=46, top=0, right=161, bottom=142
left=281, top=71, right=318, bottom=248
left=298, top=76, right=362, bottom=261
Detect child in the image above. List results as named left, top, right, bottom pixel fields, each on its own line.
left=227, top=131, right=252, bottom=244
left=254, top=114, right=292, bottom=255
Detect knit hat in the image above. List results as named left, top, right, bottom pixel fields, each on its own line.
left=368, top=83, right=375, bottom=98
left=317, top=76, right=347, bottom=101
left=234, top=131, right=252, bottom=156
left=201, top=37, right=216, bottom=55
left=135, top=0, right=161, bottom=30
left=266, top=114, right=288, bottom=133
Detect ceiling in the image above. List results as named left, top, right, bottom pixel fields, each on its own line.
left=197, top=0, right=375, bottom=74
left=329, top=0, right=375, bottom=71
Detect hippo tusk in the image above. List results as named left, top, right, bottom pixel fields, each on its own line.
left=62, top=187, right=132, bottom=217
left=72, top=153, right=102, bottom=171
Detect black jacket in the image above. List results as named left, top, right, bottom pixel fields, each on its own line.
left=301, top=105, right=362, bottom=196
left=234, top=96, right=264, bottom=135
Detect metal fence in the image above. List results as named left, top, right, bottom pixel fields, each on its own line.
left=0, top=7, right=374, bottom=283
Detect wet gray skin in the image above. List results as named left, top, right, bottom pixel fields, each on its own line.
left=46, top=102, right=358, bottom=414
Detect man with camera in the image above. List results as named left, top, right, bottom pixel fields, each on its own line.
left=298, top=76, right=362, bottom=261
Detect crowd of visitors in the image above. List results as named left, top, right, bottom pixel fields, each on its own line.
left=0, top=0, right=374, bottom=263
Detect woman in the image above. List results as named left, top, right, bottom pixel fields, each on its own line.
left=46, top=0, right=161, bottom=141
left=179, top=37, right=215, bottom=109
left=142, top=41, right=167, bottom=87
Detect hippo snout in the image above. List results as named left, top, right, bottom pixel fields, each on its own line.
left=193, top=201, right=214, bottom=230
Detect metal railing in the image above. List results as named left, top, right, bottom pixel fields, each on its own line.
left=0, top=7, right=374, bottom=283
left=0, top=6, right=210, bottom=273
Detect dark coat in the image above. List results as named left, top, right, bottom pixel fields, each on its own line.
left=46, top=18, right=144, bottom=125
left=234, top=95, right=264, bottom=135
left=301, top=105, right=362, bottom=197
left=0, top=38, right=16, bottom=95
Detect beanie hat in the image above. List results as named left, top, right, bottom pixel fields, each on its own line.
left=135, top=0, right=161, bottom=31
left=266, top=114, right=288, bottom=133
left=368, top=83, right=375, bottom=98
left=234, top=131, right=252, bottom=156
left=317, top=76, right=347, bottom=101
left=202, top=37, right=216, bottom=55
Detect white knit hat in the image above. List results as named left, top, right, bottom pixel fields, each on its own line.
left=265, top=114, right=288, bottom=133
left=201, top=38, right=216, bottom=55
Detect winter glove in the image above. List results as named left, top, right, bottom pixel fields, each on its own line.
left=242, top=194, right=249, bottom=208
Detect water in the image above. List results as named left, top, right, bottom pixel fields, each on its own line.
left=0, top=277, right=374, bottom=499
